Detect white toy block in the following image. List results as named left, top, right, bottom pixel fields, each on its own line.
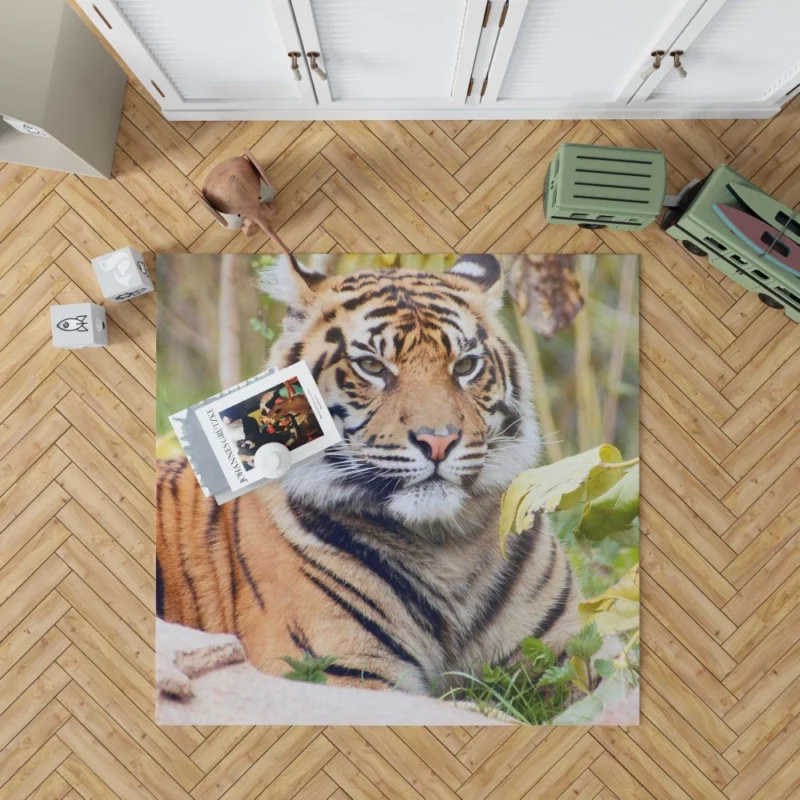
left=92, top=246, right=154, bottom=302
left=50, top=303, right=108, bottom=349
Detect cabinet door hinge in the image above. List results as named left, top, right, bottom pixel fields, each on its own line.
left=467, top=77, right=474, bottom=97
left=480, top=77, right=488, bottom=97
left=499, top=0, right=509, bottom=27
left=482, top=0, right=492, bottom=27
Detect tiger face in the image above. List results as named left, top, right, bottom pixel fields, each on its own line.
left=261, top=255, right=541, bottom=529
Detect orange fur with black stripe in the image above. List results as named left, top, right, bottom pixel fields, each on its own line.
left=157, top=256, right=579, bottom=693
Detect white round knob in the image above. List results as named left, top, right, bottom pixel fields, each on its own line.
left=254, top=442, right=292, bottom=479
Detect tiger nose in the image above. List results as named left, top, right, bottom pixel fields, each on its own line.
left=409, top=426, right=461, bottom=463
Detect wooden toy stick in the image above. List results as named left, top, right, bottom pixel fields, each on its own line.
left=249, top=210, right=291, bottom=256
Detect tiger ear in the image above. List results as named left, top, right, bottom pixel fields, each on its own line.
left=449, top=255, right=502, bottom=290
left=257, top=254, right=326, bottom=305
left=449, top=255, right=505, bottom=303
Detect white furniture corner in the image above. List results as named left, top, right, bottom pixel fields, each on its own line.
left=0, top=0, right=127, bottom=178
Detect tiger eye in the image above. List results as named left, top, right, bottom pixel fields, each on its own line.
left=356, top=357, right=386, bottom=375
left=454, top=356, right=478, bottom=376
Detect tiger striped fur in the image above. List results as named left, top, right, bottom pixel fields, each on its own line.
left=157, top=255, right=580, bottom=693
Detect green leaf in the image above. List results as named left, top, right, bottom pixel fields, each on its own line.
left=481, top=664, right=509, bottom=687
left=281, top=655, right=305, bottom=673
left=281, top=653, right=338, bottom=684
left=607, top=525, right=640, bottom=547
left=552, top=650, right=639, bottom=725
left=575, top=465, right=639, bottom=544
left=499, top=445, right=637, bottom=556
left=592, top=664, right=634, bottom=707
left=594, top=658, right=615, bottom=679
left=520, top=638, right=556, bottom=672
left=565, top=623, right=603, bottom=663
left=537, top=661, right=577, bottom=688
left=249, top=317, right=276, bottom=341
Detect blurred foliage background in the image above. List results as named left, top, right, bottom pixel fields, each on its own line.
left=157, top=252, right=639, bottom=597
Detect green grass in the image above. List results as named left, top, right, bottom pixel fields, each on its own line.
left=438, top=663, right=571, bottom=724
left=436, top=622, right=638, bottom=725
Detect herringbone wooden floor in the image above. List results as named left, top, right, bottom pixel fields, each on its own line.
left=2, top=46, right=800, bottom=797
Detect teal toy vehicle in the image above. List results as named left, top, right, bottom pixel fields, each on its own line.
left=543, top=143, right=667, bottom=231
left=544, top=143, right=800, bottom=322
left=660, top=165, right=800, bottom=322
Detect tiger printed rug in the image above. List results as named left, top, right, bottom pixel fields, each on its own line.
left=155, top=252, right=640, bottom=726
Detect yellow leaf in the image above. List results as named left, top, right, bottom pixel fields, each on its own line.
left=499, top=444, right=634, bottom=557
left=578, top=565, right=640, bottom=637
left=571, top=657, right=590, bottom=694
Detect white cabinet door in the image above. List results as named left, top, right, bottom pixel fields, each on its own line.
left=480, top=0, right=706, bottom=111
left=631, top=0, right=800, bottom=109
left=290, top=0, right=487, bottom=108
left=75, top=0, right=316, bottom=113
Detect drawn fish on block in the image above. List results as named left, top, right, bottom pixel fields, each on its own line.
left=713, top=204, right=800, bottom=277
left=726, top=183, right=800, bottom=247
left=56, top=315, right=89, bottom=332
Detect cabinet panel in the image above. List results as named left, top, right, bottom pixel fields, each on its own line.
left=493, top=0, right=692, bottom=103
left=77, top=0, right=315, bottom=110
left=647, top=0, right=800, bottom=103
left=482, top=0, right=708, bottom=108
left=292, top=0, right=485, bottom=106
left=77, top=0, right=791, bottom=118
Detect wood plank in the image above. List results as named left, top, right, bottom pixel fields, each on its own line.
left=55, top=392, right=153, bottom=503
left=455, top=120, right=577, bottom=229
left=116, top=116, right=200, bottom=211
left=323, top=138, right=450, bottom=252
left=400, top=121, right=469, bottom=174
left=723, top=543, right=800, bottom=659
left=640, top=356, right=735, bottom=463
left=55, top=176, right=146, bottom=253
left=321, top=173, right=410, bottom=252
left=56, top=716, right=157, bottom=800
left=110, top=147, right=202, bottom=248
left=364, top=120, right=468, bottom=210
left=0, top=170, right=65, bottom=243
left=641, top=500, right=735, bottom=609
left=639, top=679, right=737, bottom=790
left=0, top=228, right=68, bottom=315
left=455, top=121, right=506, bottom=155
left=454, top=121, right=539, bottom=192
left=122, top=85, right=201, bottom=175
left=330, top=121, right=467, bottom=245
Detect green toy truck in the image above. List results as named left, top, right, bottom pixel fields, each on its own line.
left=660, top=165, right=800, bottom=323
left=543, top=143, right=667, bottom=231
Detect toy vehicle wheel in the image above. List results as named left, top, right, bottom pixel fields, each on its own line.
left=578, top=223, right=606, bottom=229
left=758, top=293, right=785, bottom=310
left=682, top=240, right=707, bottom=257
